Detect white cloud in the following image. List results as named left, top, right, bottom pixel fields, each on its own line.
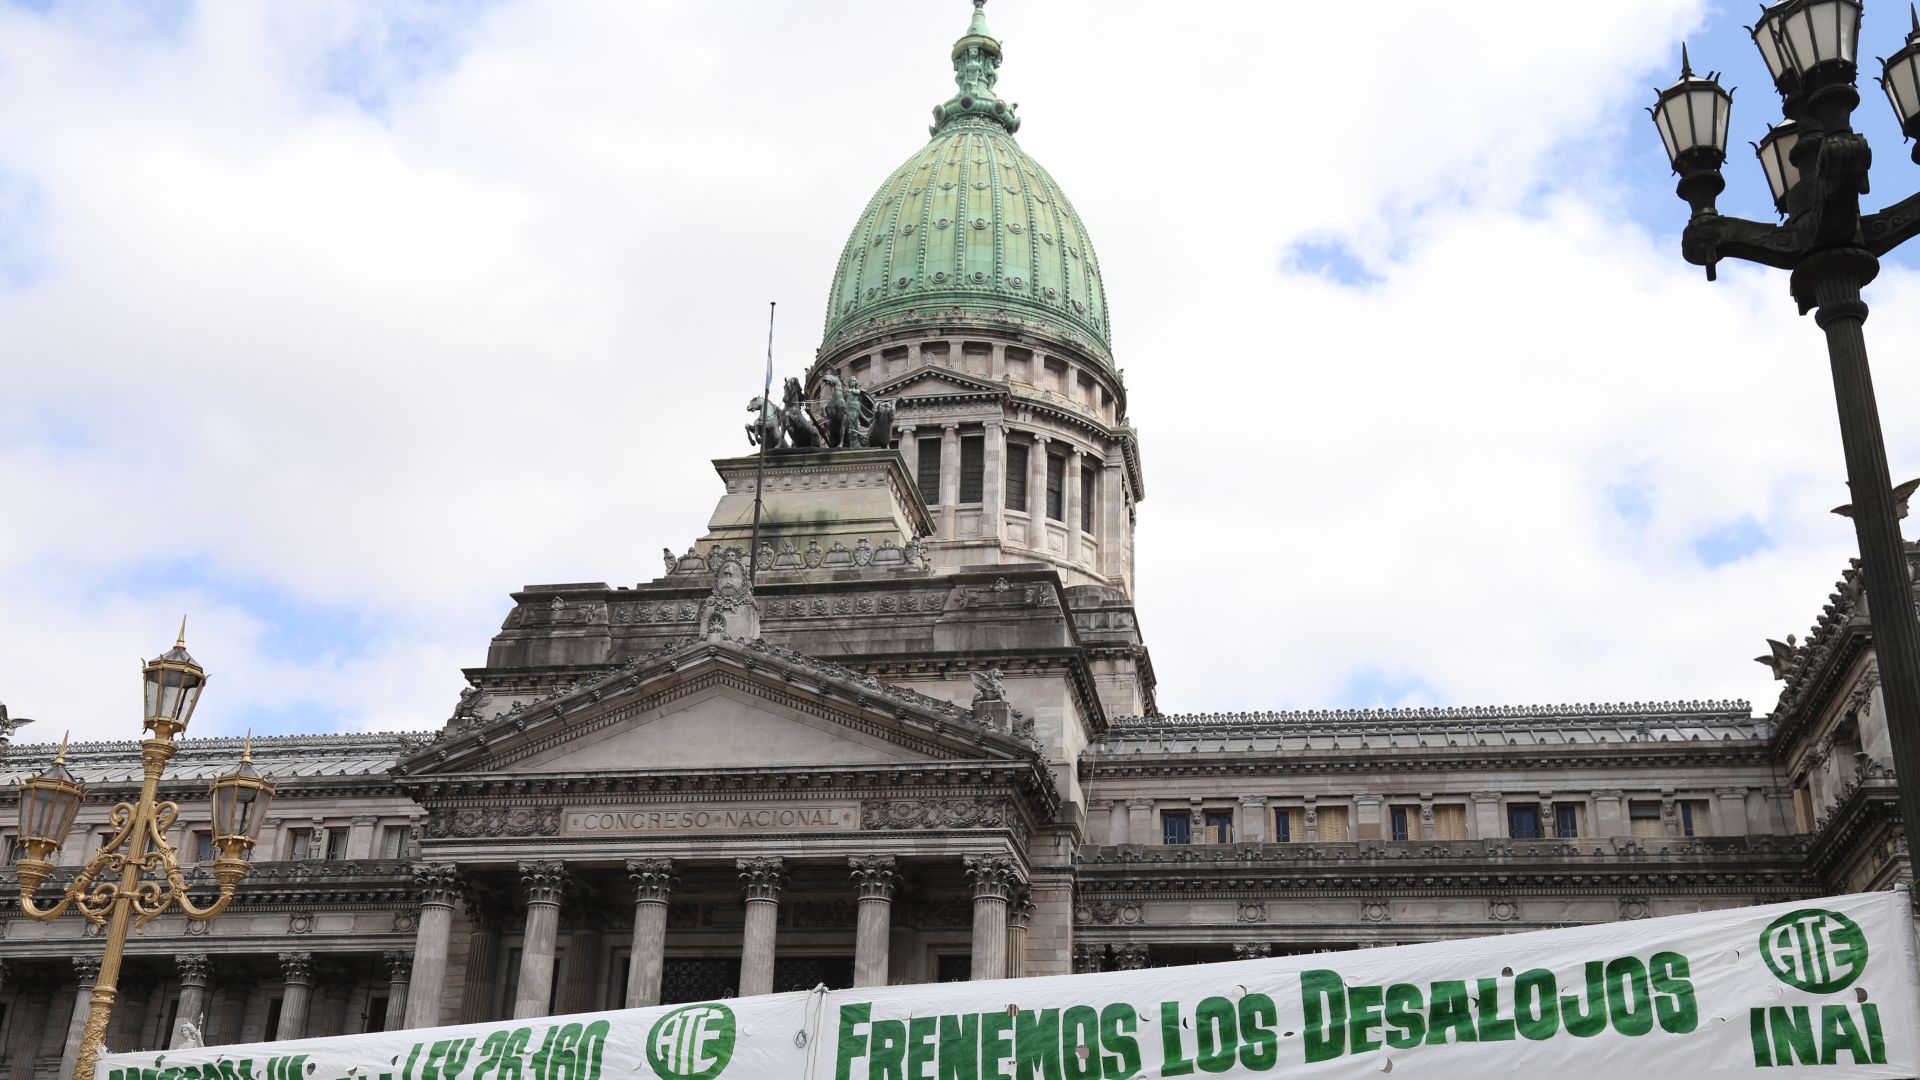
left=2, top=0, right=1915, bottom=742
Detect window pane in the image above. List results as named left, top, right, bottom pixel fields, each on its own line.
left=1202, top=810, right=1233, bottom=844
left=1160, top=811, right=1190, bottom=845
left=1432, top=805, right=1467, bottom=840
left=1554, top=804, right=1580, bottom=839
left=1274, top=808, right=1294, bottom=842
left=917, top=439, right=942, bottom=506
left=1389, top=807, right=1410, bottom=842
left=1046, top=455, right=1065, bottom=520
left=1317, top=807, right=1350, bottom=841
left=1080, top=464, right=1097, bottom=531
left=194, top=832, right=214, bottom=863
left=324, top=829, right=347, bottom=861
left=1507, top=806, right=1541, bottom=840
left=1005, top=444, right=1029, bottom=512
left=959, top=436, right=984, bottom=503
left=1629, top=802, right=1663, bottom=838
left=289, top=832, right=311, bottom=861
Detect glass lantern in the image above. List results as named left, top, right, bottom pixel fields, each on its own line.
left=143, top=623, right=207, bottom=734
left=1775, top=0, right=1864, bottom=81
left=1653, top=49, right=1735, bottom=172
left=17, top=742, right=85, bottom=862
left=1755, top=121, right=1805, bottom=210
left=1882, top=8, right=1920, bottom=147
left=208, top=741, right=274, bottom=861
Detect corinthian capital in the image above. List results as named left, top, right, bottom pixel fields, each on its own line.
left=277, top=952, right=315, bottom=985
left=964, top=854, right=1020, bottom=901
left=175, top=953, right=212, bottom=989
left=383, top=951, right=413, bottom=981
left=412, top=862, right=462, bottom=907
left=850, top=855, right=899, bottom=901
left=518, top=860, right=568, bottom=906
left=627, top=858, right=678, bottom=905
left=73, top=955, right=102, bottom=985
left=737, top=856, right=787, bottom=902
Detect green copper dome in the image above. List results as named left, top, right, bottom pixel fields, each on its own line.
left=821, top=2, right=1113, bottom=365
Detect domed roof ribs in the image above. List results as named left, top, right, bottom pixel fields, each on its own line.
left=932, top=0, right=1020, bottom=135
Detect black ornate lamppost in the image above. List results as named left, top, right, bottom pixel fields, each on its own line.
left=1652, top=0, right=1920, bottom=877
left=12, top=626, right=275, bottom=1079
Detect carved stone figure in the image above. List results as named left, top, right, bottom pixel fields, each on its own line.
left=971, top=668, right=1007, bottom=704
left=662, top=547, right=676, bottom=575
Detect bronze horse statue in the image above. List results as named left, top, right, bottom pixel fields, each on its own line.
left=781, top=377, right=824, bottom=447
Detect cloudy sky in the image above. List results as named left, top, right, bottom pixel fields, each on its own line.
left=4, top=0, right=1920, bottom=744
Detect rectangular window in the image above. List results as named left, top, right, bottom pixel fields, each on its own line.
left=1005, top=443, right=1029, bottom=512
left=1160, top=811, right=1190, bottom=845
left=1080, top=464, right=1097, bottom=531
left=366, top=997, right=389, bottom=1034
left=917, top=438, right=942, bottom=506
left=2, top=834, right=20, bottom=864
left=288, top=831, right=311, bottom=861
left=1554, top=803, right=1583, bottom=839
left=959, top=435, right=984, bottom=503
left=1201, top=810, right=1233, bottom=845
left=1046, top=454, right=1066, bottom=520
left=1680, top=800, right=1709, bottom=837
left=1629, top=801, right=1664, bottom=838
left=1389, top=807, right=1411, bottom=842
left=382, top=825, right=413, bottom=860
left=1317, top=806, right=1350, bottom=842
left=193, top=831, right=215, bottom=863
left=1432, top=805, right=1468, bottom=840
left=324, top=829, right=348, bottom=861
left=1274, top=808, right=1299, bottom=842
left=1507, top=805, right=1542, bottom=840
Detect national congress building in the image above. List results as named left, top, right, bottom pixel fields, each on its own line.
left=0, top=5, right=1909, bottom=1076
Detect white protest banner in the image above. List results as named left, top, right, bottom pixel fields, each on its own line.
left=102, top=890, right=1920, bottom=1080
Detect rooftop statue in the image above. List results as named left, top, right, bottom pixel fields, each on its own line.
left=745, top=372, right=895, bottom=452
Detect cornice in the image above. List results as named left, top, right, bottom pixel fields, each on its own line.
left=1079, top=741, right=1775, bottom=778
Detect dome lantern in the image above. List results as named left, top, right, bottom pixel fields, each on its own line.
left=932, top=0, right=1020, bottom=135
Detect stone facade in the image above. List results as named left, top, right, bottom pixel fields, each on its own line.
left=0, top=4, right=1911, bottom=1073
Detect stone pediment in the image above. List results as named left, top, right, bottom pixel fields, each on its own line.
left=868, top=367, right=1008, bottom=401
left=396, top=636, right=1037, bottom=777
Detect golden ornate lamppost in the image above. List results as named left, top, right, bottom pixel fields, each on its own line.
left=12, top=623, right=274, bottom=1080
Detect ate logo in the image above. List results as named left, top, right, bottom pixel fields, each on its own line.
left=1761, top=908, right=1870, bottom=994
left=647, top=1003, right=737, bottom=1080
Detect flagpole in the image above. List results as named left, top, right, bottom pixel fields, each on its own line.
left=748, top=301, right=776, bottom=581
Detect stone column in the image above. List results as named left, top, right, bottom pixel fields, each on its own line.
left=347, top=815, right=379, bottom=859
left=513, top=861, right=568, bottom=1019
left=1469, top=792, right=1502, bottom=839
left=1105, top=800, right=1130, bottom=846
left=382, top=952, right=412, bottom=1033
left=59, top=956, right=100, bottom=1079
left=555, top=901, right=606, bottom=1016
left=404, top=862, right=461, bottom=1029
left=1110, top=944, right=1149, bottom=971
left=850, top=855, right=899, bottom=988
left=1355, top=794, right=1383, bottom=840
left=1592, top=790, right=1625, bottom=836
left=1125, top=798, right=1155, bottom=845
left=1418, top=795, right=1436, bottom=841
left=626, top=858, right=677, bottom=1008
left=1100, top=461, right=1125, bottom=579
left=208, top=975, right=256, bottom=1048
left=737, top=857, right=787, bottom=998
left=459, top=888, right=505, bottom=1024
left=1005, top=889, right=1034, bottom=979
left=1029, top=436, right=1051, bottom=520
left=275, top=952, right=315, bottom=1041
left=1065, top=447, right=1084, bottom=537
left=1239, top=796, right=1268, bottom=843
left=6, top=978, right=52, bottom=1080
left=170, top=953, right=213, bottom=1048
left=897, top=426, right=919, bottom=480
left=983, top=419, right=1005, bottom=538
left=1716, top=788, right=1751, bottom=835
left=964, top=855, right=1019, bottom=981
left=939, top=423, right=961, bottom=534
